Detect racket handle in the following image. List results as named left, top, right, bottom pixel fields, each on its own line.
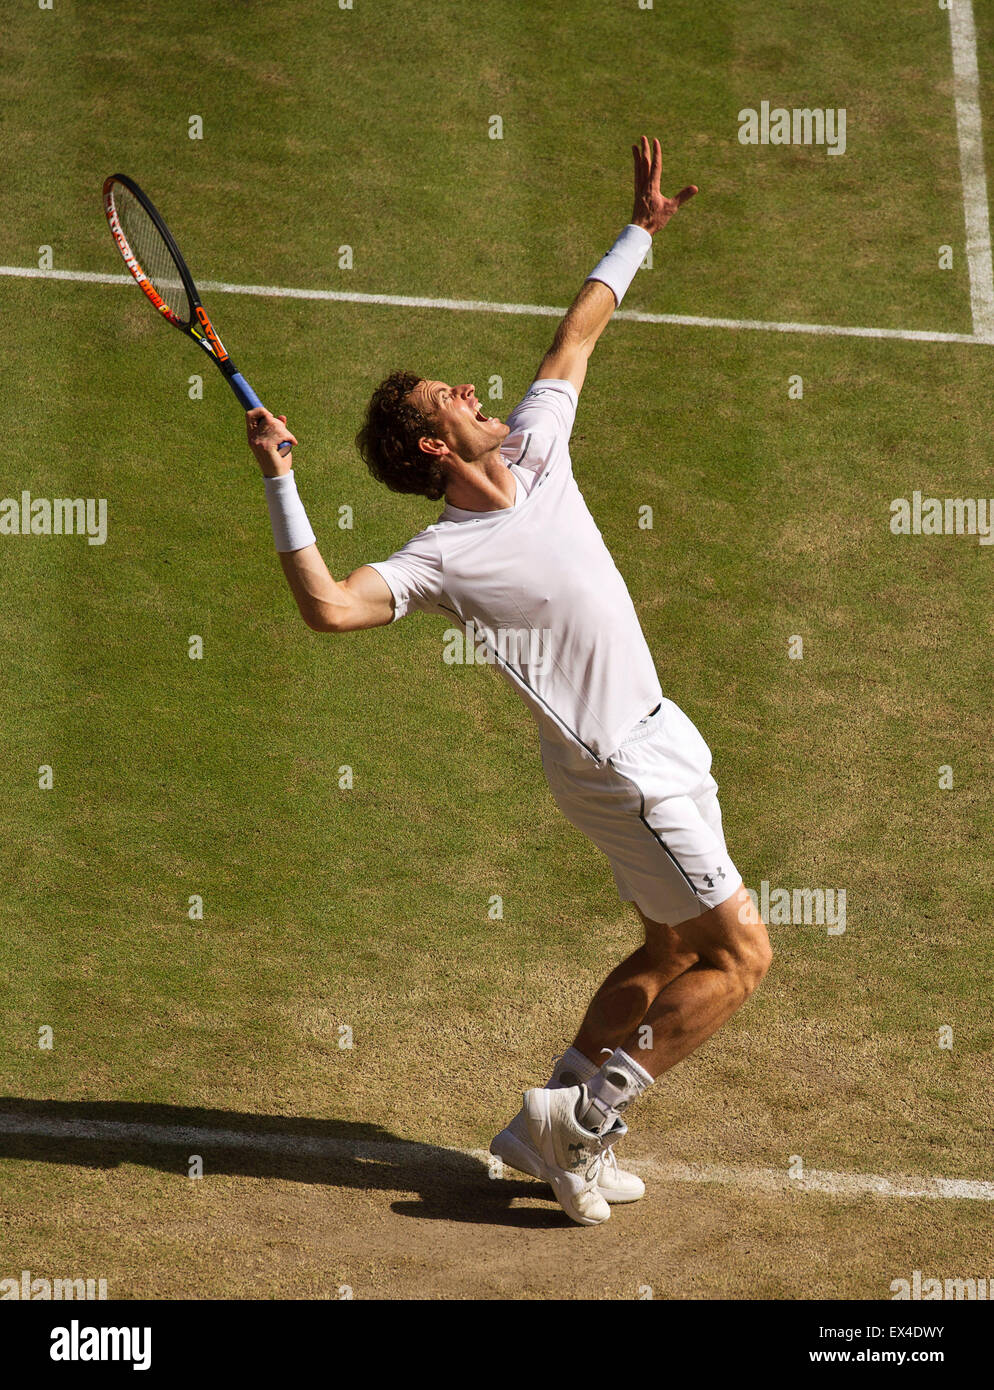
left=229, top=372, right=263, bottom=411
left=230, top=372, right=293, bottom=454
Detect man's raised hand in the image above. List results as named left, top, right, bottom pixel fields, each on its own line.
left=247, top=407, right=297, bottom=477
left=631, top=135, right=697, bottom=235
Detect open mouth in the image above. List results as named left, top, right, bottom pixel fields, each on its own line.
left=475, top=408, right=489, bottom=422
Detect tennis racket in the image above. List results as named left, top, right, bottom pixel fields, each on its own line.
left=102, top=173, right=290, bottom=452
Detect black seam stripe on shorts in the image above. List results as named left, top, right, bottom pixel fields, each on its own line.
left=605, top=759, right=706, bottom=905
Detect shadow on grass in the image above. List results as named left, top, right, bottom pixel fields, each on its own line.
left=0, top=1097, right=573, bottom=1229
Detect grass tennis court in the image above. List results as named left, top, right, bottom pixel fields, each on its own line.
left=1, top=0, right=992, bottom=1299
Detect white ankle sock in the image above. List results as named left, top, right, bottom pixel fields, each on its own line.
left=546, top=1045, right=598, bottom=1090
left=580, top=1048, right=654, bottom=1133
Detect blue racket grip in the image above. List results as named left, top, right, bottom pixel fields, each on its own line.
left=230, top=372, right=293, bottom=453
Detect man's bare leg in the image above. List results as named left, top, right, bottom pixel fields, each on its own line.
left=571, top=926, right=697, bottom=1067
left=571, top=886, right=771, bottom=1078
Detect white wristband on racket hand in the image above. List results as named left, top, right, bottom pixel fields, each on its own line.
left=264, top=471, right=316, bottom=553
left=585, top=224, right=653, bottom=306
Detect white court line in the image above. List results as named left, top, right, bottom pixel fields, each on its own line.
left=1, top=1113, right=990, bottom=1201
left=628, top=1155, right=994, bottom=1203
left=0, top=264, right=982, bottom=346
left=949, top=0, right=994, bottom=342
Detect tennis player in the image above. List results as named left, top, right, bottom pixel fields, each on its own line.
left=247, top=137, right=772, bottom=1226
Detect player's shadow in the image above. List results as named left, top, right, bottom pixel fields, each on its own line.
left=0, top=1097, right=572, bottom=1229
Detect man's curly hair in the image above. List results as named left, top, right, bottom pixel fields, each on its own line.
left=356, top=371, right=447, bottom=501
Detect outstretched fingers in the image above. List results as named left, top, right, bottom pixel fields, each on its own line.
left=633, top=135, right=650, bottom=185
left=631, top=134, right=699, bottom=229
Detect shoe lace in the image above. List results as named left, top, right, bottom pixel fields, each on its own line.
left=600, top=1143, right=620, bottom=1178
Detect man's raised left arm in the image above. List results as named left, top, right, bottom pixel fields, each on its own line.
left=535, top=136, right=697, bottom=395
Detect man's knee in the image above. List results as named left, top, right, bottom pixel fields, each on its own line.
left=711, top=888, right=772, bottom=997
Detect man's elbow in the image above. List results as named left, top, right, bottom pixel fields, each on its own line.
left=302, top=601, right=350, bottom=634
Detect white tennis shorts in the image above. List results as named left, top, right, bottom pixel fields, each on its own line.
left=540, top=698, right=742, bottom=926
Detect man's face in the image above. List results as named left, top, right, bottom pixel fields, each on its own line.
left=410, top=380, right=510, bottom=463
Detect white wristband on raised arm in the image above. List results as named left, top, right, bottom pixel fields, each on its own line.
left=264, top=471, right=316, bottom=553
left=585, top=224, right=653, bottom=306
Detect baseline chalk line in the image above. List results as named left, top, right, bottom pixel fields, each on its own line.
left=0, top=264, right=982, bottom=346
left=1, top=1113, right=989, bottom=1201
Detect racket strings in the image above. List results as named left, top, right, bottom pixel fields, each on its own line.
left=113, top=183, right=191, bottom=323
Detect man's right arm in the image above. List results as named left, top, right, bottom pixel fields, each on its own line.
left=246, top=406, right=395, bottom=634
left=278, top=547, right=395, bottom=633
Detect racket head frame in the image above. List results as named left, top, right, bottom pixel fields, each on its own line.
left=102, top=172, right=237, bottom=377
left=102, top=172, right=283, bottom=426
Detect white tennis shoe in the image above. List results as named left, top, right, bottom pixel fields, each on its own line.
left=490, top=1098, right=644, bottom=1205
left=505, top=1085, right=629, bottom=1225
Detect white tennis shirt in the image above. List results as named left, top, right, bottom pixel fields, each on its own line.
left=367, top=379, right=663, bottom=763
